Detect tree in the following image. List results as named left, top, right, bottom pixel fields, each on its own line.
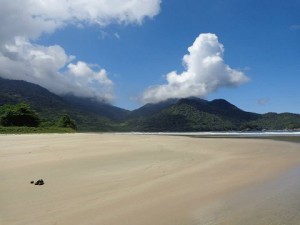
left=57, top=114, right=77, bottom=130
left=0, top=103, right=40, bottom=127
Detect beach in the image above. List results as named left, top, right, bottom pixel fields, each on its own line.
left=1, top=133, right=300, bottom=225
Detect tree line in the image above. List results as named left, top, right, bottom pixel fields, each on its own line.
left=0, top=103, right=77, bottom=131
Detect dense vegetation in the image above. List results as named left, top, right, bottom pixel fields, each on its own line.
left=0, top=77, right=122, bottom=132
left=126, top=98, right=300, bottom=132
left=0, top=103, right=77, bottom=133
left=0, top=103, right=40, bottom=127
left=0, top=78, right=299, bottom=133
left=126, top=103, right=234, bottom=131
left=125, top=99, right=299, bottom=132
left=244, top=113, right=300, bottom=130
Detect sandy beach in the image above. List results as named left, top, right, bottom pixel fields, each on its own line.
left=1, top=133, right=300, bottom=225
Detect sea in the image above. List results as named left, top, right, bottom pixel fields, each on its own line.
left=119, top=131, right=300, bottom=137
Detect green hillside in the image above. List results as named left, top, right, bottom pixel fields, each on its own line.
left=0, top=78, right=118, bottom=131
left=125, top=98, right=299, bottom=132
left=1, top=78, right=299, bottom=132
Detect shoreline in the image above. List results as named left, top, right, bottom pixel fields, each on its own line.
left=2, top=131, right=299, bottom=143
left=1, top=134, right=300, bottom=225
left=189, top=135, right=300, bottom=144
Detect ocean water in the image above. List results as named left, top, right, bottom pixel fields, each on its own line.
left=118, top=131, right=300, bottom=137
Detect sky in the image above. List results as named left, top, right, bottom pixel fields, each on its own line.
left=0, top=0, right=299, bottom=113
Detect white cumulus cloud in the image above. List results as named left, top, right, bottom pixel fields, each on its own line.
left=0, top=38, right=114, bottom=101
left=67, top=61, right=114, bottom=101
left=142, top=33, right=249, bottom=103
left=0, top=0, right=161, bottom=102
left=0, top=0, right=161, bottom=43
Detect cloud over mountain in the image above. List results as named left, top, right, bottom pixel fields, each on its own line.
left=0, top=0, right=161, bottom=102
left=142, top=33, right=249, bottom=103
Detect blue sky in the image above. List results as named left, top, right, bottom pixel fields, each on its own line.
left=1, top=0, right=299, bottom=113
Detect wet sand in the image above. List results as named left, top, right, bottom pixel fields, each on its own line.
left=1, top=133, right=300, bottom=225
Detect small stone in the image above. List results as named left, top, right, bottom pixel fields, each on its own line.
left=34, top=179, right=45, bottom=185
left=30, top=181, right=34, bottom=184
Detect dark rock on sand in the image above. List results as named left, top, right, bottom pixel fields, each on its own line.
left=34, top=179, right=45, bottom=185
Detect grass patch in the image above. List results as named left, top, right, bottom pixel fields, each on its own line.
left=0, top=126, right=75, bottom=134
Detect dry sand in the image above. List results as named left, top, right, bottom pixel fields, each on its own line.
left=1, top=133, right=300, bottom=225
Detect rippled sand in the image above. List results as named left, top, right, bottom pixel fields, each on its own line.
left=1, top=134, right=300, bottom=225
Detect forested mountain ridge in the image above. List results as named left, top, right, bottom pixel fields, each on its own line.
left=0, top=78, right=119, bottom=131
left=1, top=77, right=299, bottom=131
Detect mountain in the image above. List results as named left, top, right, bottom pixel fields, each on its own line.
left=130, top=98, right=179, bottom=118
left=1, top=77, right=299, bottom=132
left=178, top=98, right=260, bottom=122
left=0, top=77, right=73, bottom=119
left=0, top=78, right=118, bottom=131
left=126, top=97, right=261, bottom=131
left=245, top=112, right=300, bottom=130
left=62, top=95, right=129, bottom=121
left=127, top=98, right=300, bottom=131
